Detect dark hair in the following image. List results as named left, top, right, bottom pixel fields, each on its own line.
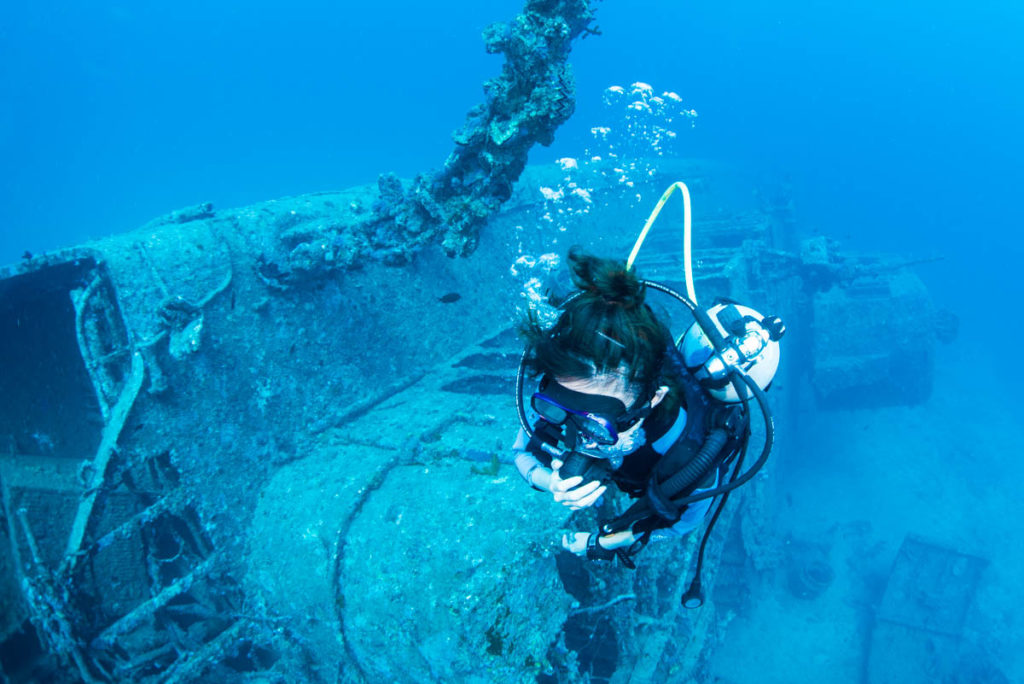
left=520, top=247, right=675, bottom=403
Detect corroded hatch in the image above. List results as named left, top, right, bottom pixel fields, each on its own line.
left=866, top=535, right=989, bottom=684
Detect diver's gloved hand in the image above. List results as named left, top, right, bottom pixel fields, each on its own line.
left=562, top=530, right=637, bottom=561
left=562, top=532, right=591, bottom=556
left=562, top=532, right=617, bottom=561
left=550, top=459, right=606, bottom=510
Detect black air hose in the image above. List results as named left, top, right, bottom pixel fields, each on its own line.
left=658, top=428, right=729, bottom=498
left=603, top=368, right=774, bottom=535
left=665, top=369, right=774, bottom=507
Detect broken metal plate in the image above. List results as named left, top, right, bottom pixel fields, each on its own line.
left=876, top=535, right=987, bottom=637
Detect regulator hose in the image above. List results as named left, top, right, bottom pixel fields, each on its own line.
left=602, top=368, right=774, bottom=535
left=658, top=428, right=729, bottom=500
left=659, top=369, right=773, bottom=507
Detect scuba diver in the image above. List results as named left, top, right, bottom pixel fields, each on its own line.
left=513, top=182, right=783, bottom=607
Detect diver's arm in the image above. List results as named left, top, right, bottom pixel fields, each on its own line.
left=514, top=450, right=553, bottom=491
left=513, top=428, right=553, bottom=491
left=563, top=529, right=637, bottom=556
left=597, top=530, right=636, bottom=549
left=513, top=429, right=606, bottom=506
left=515, top=450, right=607, bottom=508
left=514, top=434, right=607, bottom=507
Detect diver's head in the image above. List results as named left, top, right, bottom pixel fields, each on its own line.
left=521, top=248, right=675, bottom=452
left=521, top=247, right=674, bottom=390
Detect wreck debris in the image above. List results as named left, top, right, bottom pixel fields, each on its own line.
left=17, top=509, right=103, bottom=684
left=785, top=537, right=835, bottom=600
left=0, top=251, right=304, bottom=681
left=92, top=557, right=217, bottom=651
left=808, top=254, right=942, bottom=407
left=866, top=536, right=990, bottom=683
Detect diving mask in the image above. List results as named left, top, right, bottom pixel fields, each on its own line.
left=531, top=377, right=652, bottom=449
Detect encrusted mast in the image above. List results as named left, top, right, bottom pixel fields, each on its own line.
left=387, top=0, right=600, bottom=256
left=265, top=0, right=600, bottom=284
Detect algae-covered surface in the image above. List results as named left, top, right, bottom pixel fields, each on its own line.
left=343, top=463, right=568, bottom=682
left=244, top=335, right=574, bottom=683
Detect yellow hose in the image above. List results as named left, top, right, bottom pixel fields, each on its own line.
left=625, top=181, right=697, bottom=304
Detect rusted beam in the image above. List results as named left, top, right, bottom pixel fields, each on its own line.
left=161, top=621, right=247, bottom=684
left=92, top=556, right=217, bottom=651
left=71, top=275, right=112, bottom=421
left=61, top=349, right=146, bottom=570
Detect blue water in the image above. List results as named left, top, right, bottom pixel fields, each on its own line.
left=2, top=2, right=1022, bottom=679
left=0, top=0, right=518, bottom=256
left=3, top=0, right=1020, bottom=349
left=5, top=2, right=1022, bottom=300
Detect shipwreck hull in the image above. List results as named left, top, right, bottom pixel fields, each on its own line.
left=0, top=159, right=940, bottom=682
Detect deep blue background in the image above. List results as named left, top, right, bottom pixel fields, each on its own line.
left=0, top=0, right=518, bottom=256
left=2, top=0, right=1021, bottom=328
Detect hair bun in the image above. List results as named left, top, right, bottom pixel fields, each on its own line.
left=568, top=246, right=645, bottom=309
